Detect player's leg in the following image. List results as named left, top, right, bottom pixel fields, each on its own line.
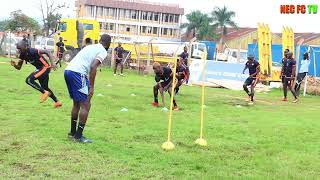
left=282, top=78, right=288, bottom=101
left=69, top=100, right=80, bottom=137
left=288, top=80, right=298, bottom=102
left=243, top=78, right=253, bottom=101
left=114, top=61, right=118, bottom=75
left=25, top=71, right=46, bottom=94
left=168, top=85, right=178, bottom=110
left=38, top=71, right=58, bottom=103
left=74, top=99, right=91, bottom=142
left=120, top=60, right=124, bottom=75
left=295, top=73, right=306, bottom=97
left=152, top=83, right=160, bottom=106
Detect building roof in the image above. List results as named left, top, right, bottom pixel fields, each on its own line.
left=275, top=32, right=320, bottom=44
left=76, top=0, right=184, bottom=15
left=221, top=27, right=257, bottom=41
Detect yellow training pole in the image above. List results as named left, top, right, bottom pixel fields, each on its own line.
left=195, top=56, right=208, bottom=147
left=162, top=58, right=178, bottom=151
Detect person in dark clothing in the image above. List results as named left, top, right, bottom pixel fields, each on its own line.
left=281, top=52, right=298, bottom=102
left=294, top=52, right=311, bottom=96
left=281, top=49, right=290, bottom=98
left=11, top=41, right=61, bottom=108
left=82, top=38, right=92, bottom=49
left=114, top=42, right=125, bottom=76
left=152, top=62, right=178, bottom=110
left=175, top=59, right=188, bottom=95
left=179, top=46, right=190, bottom=83
left=242, top=54, right=260, bottom=104
left=56, top=37, right=65, bottom=67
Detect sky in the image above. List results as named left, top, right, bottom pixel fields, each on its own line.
left=1, top=0, right=319, bottom=33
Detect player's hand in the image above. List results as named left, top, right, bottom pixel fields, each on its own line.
left=10, top=60, right=16, bottom=67
left=51, top=64, right=58, bottom=71
left=88, top=87, right=94, bottom=101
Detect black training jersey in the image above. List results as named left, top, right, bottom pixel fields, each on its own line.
left=56, top=42, right=65, bottom=53
left=19, top=48, right=49, bottom=69
left=284, top=59, right=296, bottom=76
left=180, top=52, right=188, bottom=64
left=176, top=63, right=187, bottom=73
left=115, top=47, right=124, bottom=58
left=246, top=60, right=260, bottom=76
left=155, top=66, right=172, bottom=83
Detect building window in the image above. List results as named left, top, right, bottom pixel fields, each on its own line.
left=153, top=13, right=159, bottom=21
left=131, top=10, right=137, bottom=19
left=99, top=22, right=104, bottom=30
left=163, top=28, right=168, bottom=35
left=109, top=8, right=116, bottom=17
left=83, top=23, right=93, bottom=30
left=174, top=15, right=179, bottom=23
left=142, top=12, right=147, bottom=20
left=141, top=26, right=146, bottom=33
left=163, top=14, right=169, bottom=22
left=147, top=12, right=152, bottom=21
left=86, top=5, right=94, bottom=17
left=153, top=27, right=158, bottom=35
left=147, top=27, right=152, bottom=34
left=126, top=26, right=131, bottom=32
left=119, top=9, right=125, bottom=19
left=125, top=10, right=130, bottom=19
left=169, top=15, right=174, bottom=23
left=97, top=6, right=103, bottom=17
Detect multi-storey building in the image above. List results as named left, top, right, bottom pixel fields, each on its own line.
left=75, top=0, right=184, bottom=41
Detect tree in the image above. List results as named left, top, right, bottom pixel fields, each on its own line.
left=211, top=6, right=238, bottom=44
left=0, top=20, right=9, bottom=32
left=181, top=11, right=217, bottom=41
left=39, top=0, right=68, bottom=36
left=6, top=10, right=41, bottom=33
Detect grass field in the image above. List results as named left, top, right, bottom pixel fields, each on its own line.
left=0, top=57, right=319, bottom=179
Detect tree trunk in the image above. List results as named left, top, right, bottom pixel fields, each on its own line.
left=0, top=34, right=6, bottom=56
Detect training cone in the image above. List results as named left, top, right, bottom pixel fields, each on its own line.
left=161, top=141, right=175, bottom=151
left=195, top=138, right=208, bottom=147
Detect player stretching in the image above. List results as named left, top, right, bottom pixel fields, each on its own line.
left=11, top=41, right=61, bottom=108
left=64, top=34, right=111, bottom=143
left=242, top=55, right=260, bottom=104
left=152, top=62, right=179, bottom=110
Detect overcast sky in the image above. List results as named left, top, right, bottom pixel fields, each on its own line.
left=1, top=0, right=319, bottom=33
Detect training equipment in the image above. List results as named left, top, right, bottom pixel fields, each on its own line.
left=162, top=58, right=178, bottom=151
left=195, top=54, right=208, bottom=147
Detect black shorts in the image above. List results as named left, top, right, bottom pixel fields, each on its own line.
left=283, top=76, right=294, bottom=85
left=115, top=59, right=123, bottom=64
left=244, top=77, right=257, bottom=86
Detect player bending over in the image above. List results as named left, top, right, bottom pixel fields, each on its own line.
left=64, top=34, right=111, bottom=143
left=242, top=55, right=260, bottom=104
left=152, top=62, right=179, bottom=111
left=11, top=41, right=61, bottom=108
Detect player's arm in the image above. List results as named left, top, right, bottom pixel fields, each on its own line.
left=291, top=64, right=296, bottom=78
left=89, top=59, right=101, bottom=101
left=242, top=62, right=248, bottom=74
left=11, top=59, right=24, bottom=70
left=39, top=49, right=57, bottom=70
left=250, top=65, right=260, bottom=77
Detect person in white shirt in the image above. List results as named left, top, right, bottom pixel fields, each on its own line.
left=64, top=34, right=111, bottom=143
left=294, top=52, right=310, bottom=97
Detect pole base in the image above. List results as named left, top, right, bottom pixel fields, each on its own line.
left=195, top=138, right=208, bottom=147
left=162, top=141, right=175, bottom=150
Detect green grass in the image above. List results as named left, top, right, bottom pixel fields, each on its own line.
left=0, top=57, right=319, bottom=179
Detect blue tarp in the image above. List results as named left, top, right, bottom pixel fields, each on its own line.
left=248, top=44, right=320, bottom=77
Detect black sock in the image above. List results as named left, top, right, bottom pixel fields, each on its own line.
left=154, top=97, right=158, bottom=103
left=75, top=122, right=86, bottom=138
left=70, top=119, right=77, bottom=135
left=173, top=100, right=177, bottom=107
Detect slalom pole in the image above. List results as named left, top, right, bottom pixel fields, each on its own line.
left=162, top=58, right=178, bottom=151
left=195, top=55, right=208, bottom=147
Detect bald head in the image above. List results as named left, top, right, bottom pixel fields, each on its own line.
left=16, top=40, right=28, bottom=55
left=153, top=62, right=161, bottom=74
left=100, top=34, right=111, bottom=50
left=287, top=52, right=293, bottom=59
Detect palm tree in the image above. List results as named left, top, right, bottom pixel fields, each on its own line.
left=211, top=6, right=238, bottom=44
left=181, top=11, right=216, bottom=41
